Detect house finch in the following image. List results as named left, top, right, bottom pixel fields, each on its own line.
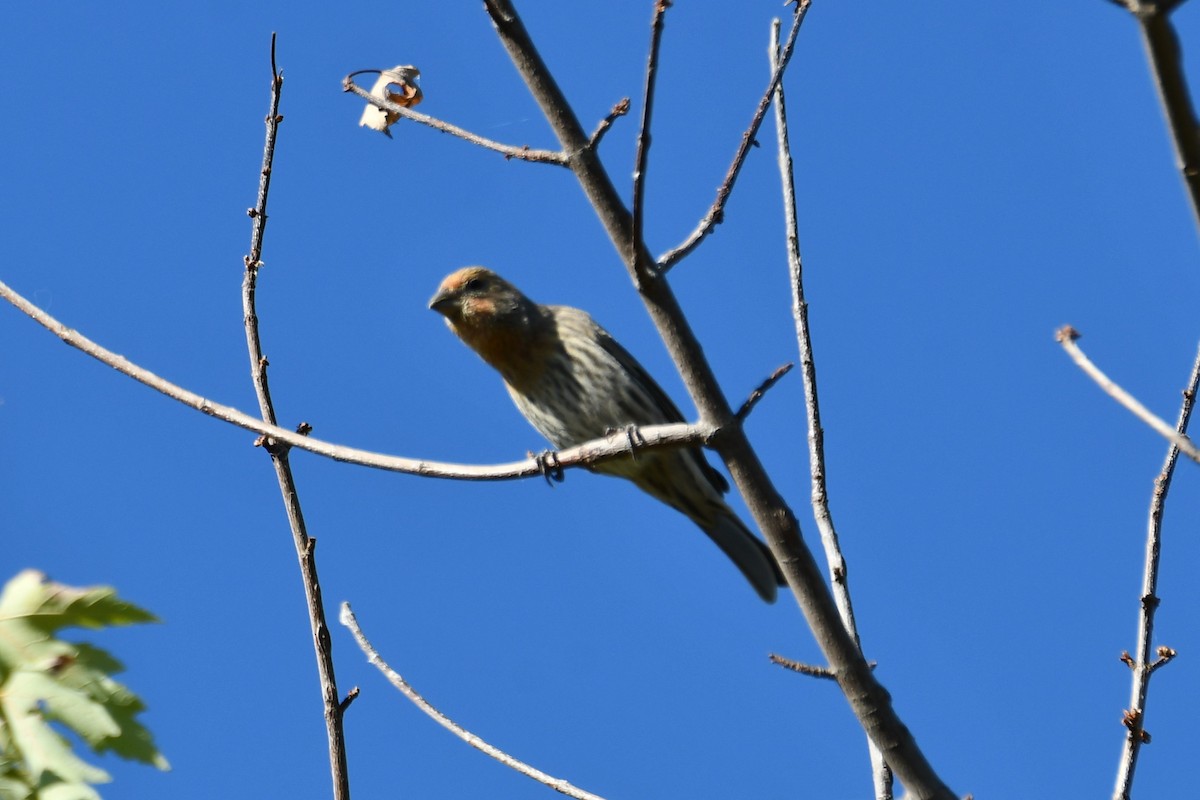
left=430, top=266, right=784, bottom=602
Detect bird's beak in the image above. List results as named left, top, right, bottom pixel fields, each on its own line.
left=428, top=288, right=457, bottom=316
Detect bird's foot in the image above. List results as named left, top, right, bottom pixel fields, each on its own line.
left=605, top=424, right=645, bottom=460
left=531, top=449, right=565, bottom=486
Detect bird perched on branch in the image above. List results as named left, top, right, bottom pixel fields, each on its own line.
left=429, top=266, right=784, bottom=602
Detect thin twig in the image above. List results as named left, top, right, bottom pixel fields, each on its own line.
left=769, top=20, right=891, bottom=800
left=481, top=3, right=956, bottom=797
left=587, top=98, right=630, bottom=150
left=1150, top=646, right=1178, bottom=673
left=1112, top=341, right=1200, bottom=800
left=735, top=362, right=793, bottom=422
left=1108, top=1, right=1200, bottom=241
left=243, top=37, right=351, bottom=800
left=1056, top=327, right=1200, bottom=462
left=656, top=0, right=811, bottom=271
left=769, top=652, right=877, bottom=679
left=768, top=653, right=837, bottom=680
left=340, top=687, right=361, bottom=713
left=631, top=0, right=671, bottom=280
left=339, top=603, right=607, bottom=800
left=343, top=73, right=568, bottom=165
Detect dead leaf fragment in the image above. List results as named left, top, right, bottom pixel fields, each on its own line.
left=359, top=65, right=423, bottom=138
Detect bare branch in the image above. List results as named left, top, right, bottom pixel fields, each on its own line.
left=242, top=39, right=351, bottom=800
left=344, top=72, right=568, bottom=165
left=244, top=41, right=284, bottom=433
left=656, top=0, right=811, bottom=272
left=1112, top=340, right=1200, bottom=799
left=339, top=603, right=608, bottom=800
left=1108, top=1, right=1200, bottom=239
left=769, top=19, right=891, bottom=800
left=14, top=286, right=737, bottom=485
left=1149, top=646, right=1178, bottom=673
left=631, top=1, right=671, bottom=280
left=587, top=98, right=630, bottom=150
left=1104, top=7, right=1200, bottom=792
left=768, top=653, right=837, bottom=680
left=769, top=652, right=877, bottom=680
left=1056, top=326, right=1200, bottom=462
left=481, top=3, right=955, bottom=797
left=339, top=687, right=361, bottom=714
left=735, top=362, right=793, bottom=422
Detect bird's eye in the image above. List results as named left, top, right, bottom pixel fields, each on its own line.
left=465, top=277, right=485, bottom=292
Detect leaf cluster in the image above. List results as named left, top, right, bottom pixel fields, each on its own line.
left=0, top=570, right=167, bottom=800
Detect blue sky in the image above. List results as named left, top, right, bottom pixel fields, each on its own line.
left=4, top=2, right=1200, bottom=797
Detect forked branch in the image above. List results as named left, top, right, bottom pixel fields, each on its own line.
left=1111, top=341, right=1200, bottom=799
left=481, top=1, right=955, bottom=797
left=656, top=0, right=811, bottom=271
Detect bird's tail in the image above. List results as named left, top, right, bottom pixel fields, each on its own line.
left=702, top=510, right=785, bottom=604
left=616, top=452, right=785, bottom=602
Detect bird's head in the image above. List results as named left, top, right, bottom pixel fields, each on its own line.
left=429, top=267, right=537, bottom=328
left=429, top=267, right=548, bottom=371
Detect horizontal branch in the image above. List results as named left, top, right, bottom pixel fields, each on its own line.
left=769, top=652, right=877, bottom=680
left=340, top=603, right=607, bottom=800
left=0, top=277, right=712, bottom=479
left=768, top=653, right=838, bottom=680
left=343, top=74, right=568, bottom=165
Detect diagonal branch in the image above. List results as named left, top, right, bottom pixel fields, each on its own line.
left=480, top=2, right=956, bottom=797
left=340, top=603, right=607, bottom=800
left=656, top=1, right=810, bottom=271
left=769, top=18, right=891, bottom=800
left=735, top=362, right=793, bottom=422
left=244, top=36, right=351, bottom=800
left=1112, top=340, right=1200, bottom=800
left=344, top=73, right=568, bottom=165
left=1109, top=1, right=1200, bottom=241
left=587, top=97, right=631, bottom=150
left=1056, top=326, right=1200, bottom=462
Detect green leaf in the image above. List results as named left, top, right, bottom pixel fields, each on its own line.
left=0, top=571, right=157, bottom=635
left=1, top=678, right=111, bottom=785
left=0, top=571, right=169, bottom=800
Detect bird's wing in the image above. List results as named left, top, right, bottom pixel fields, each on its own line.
left=593, top=325, right=732, bottom=496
